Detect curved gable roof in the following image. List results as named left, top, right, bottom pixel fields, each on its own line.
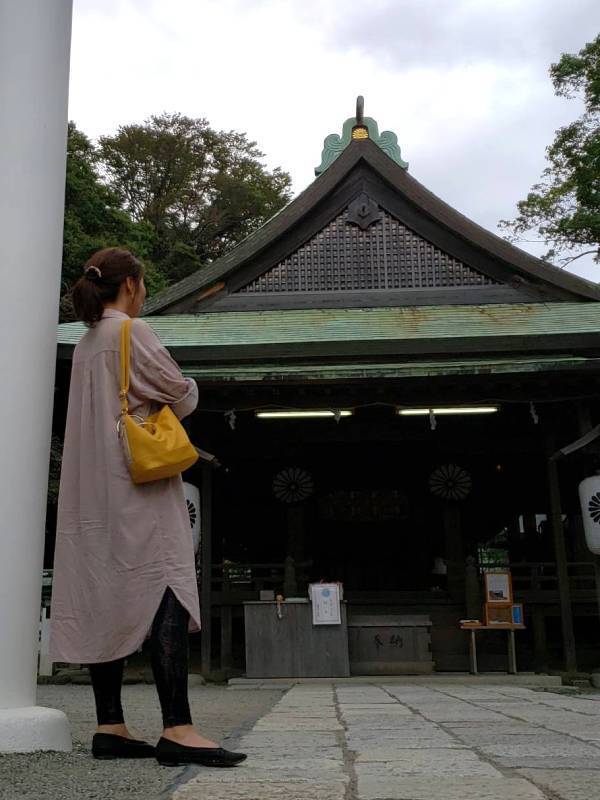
left=143, top=138, right=600, bottom=315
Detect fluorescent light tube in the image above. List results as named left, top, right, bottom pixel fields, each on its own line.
left=256, top=410, right=353, bottom=419
left=398, top=406, right=498, bottom=416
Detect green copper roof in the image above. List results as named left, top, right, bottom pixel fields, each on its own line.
left=315, top=96, right=408, bottom=175
left=58, top=302, right=600, bottom=357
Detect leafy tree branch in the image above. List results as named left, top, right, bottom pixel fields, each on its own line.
left=500, top=35, right=600, bottom=267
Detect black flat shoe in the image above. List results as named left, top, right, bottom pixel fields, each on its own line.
left=92, top=733, right=156, bottom=760
left=155, top=737, right=247, bottom=767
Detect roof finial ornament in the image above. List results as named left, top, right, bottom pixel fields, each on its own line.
left=352, top=96, right=368, bottom=140
left=356, top=95, right=364, bottom=126
left=315, top=98, right=408, bottom=175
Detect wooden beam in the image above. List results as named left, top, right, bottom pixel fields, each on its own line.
left=194, top=281, right=226, bottom=305
left=207, top=285, right=541, bottom=312
left=200, top=465, right=213, bottom=677
left=163, top=331, right=600, bottom=364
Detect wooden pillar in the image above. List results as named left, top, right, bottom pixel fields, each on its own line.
left=283, top=556, right=298, bottom=597
left=507, top=516, right=522, bottom=563
left=443, top=504, right=464, bottom=602
left=220, top=564, right=233, bottom=672
left=220, top=608, right=233, bottom=672
left=465, top=556, right=481, bottom=619
left=523, top=510, right=550, bottom=670
left=200, top=465, right=213, bottom=677
left=546, top=438, right=577, bottom=672
left=594, top=559, right=600, bottom=624
left=522, top=511, right=538, bottom=559
left=530, top=565, right=549, bottom=673
left=286, top=506, right=305, bottom=564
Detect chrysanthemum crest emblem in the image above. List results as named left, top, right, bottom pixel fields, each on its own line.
left=588, top=492, right=600, bottom=523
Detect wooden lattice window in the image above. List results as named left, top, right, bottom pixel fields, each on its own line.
left=238, top=207, right=498, bottom=293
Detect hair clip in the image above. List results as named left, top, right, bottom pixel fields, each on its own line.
left=84, top=265, right=102, bottom=280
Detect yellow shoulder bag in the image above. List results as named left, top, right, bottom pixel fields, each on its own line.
left=117, top=319, right=199, bottom=483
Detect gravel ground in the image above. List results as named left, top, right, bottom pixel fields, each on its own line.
left=0, top=684, right=283, bottom=800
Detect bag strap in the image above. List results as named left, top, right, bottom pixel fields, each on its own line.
left=119, top=319, right=132, bottom=417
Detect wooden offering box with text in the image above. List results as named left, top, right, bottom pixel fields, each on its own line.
left=347, top=615, right=434, bottom=675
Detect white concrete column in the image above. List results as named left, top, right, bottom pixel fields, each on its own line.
left=0, top=0, right=73, bottom=751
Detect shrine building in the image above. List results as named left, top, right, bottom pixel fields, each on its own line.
left=56, top=99, right=600, bottom=677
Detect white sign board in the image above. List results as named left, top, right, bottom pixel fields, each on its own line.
left=484, top=572, right=512, bottom=604
left=309, top=583, right=342, bottom=625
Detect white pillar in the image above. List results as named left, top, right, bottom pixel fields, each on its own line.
left=0, top=0, right=73, bottom=751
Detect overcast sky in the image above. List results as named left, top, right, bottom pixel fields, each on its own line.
left=69, top=0, right=600, bottom=281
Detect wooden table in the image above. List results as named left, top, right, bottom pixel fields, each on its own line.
left=460, top=624, right=526, bottom=675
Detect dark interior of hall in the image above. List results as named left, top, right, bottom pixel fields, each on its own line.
left=192, top=395, right=587, bottom=585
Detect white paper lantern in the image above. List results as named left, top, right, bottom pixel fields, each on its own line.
left=183, top=482, right=201, bottom=554
left=578, top=475, right=600, bottom=555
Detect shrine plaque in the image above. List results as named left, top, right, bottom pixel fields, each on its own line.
left=309, top=583, right=342, bottom=625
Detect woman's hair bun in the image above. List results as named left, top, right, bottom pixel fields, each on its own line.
left=72, top=248, right=144, bottom=327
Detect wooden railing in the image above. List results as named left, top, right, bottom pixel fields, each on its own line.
left=199, top=557, right=312, bottom=672
left=202, top=558, right=599, bottom=673
left=199, top=558, right=313, bottom=598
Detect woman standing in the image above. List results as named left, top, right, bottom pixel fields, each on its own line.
left=49, top=247, right=245, bottom=768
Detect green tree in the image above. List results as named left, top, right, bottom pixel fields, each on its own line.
left=500, top=35, right=600, bottom=266
left=60, top=123, right=164, bottom=320
left=98, top=113, right=292, bottom=283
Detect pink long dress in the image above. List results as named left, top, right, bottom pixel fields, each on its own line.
left=49, top=308, right=201, bottom=664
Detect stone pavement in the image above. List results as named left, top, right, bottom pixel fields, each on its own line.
left=0, top=684, right=283, bottom=800
left=174, top=683, right=600, bottom=800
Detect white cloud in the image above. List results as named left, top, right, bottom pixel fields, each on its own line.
left=68, top=0, right=599, bottom=280
left=323, top=0, right=599, bottom=67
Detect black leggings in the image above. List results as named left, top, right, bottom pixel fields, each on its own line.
left=89, top=587, right=193, bottom=728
